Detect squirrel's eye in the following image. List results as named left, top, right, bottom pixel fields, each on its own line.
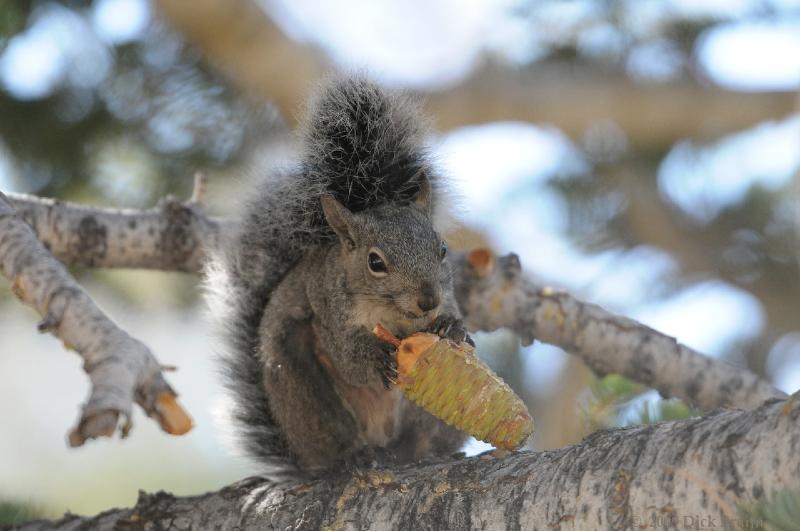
left=367, top=251, right=388, bottom=276
left=440, top=241, right=448, bottom=260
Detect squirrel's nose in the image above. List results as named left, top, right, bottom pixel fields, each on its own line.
left=417, top=284, right=440, bottom=314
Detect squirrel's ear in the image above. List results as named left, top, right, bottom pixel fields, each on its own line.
left=414, top=175, right=432, bottom=212
left=321, top=194, right=356, bottom=249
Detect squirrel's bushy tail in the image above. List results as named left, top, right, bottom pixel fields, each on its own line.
left=207, top=75, right=438, bottom=472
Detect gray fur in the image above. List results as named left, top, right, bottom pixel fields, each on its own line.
left=209, top=75, right=468, bottom=476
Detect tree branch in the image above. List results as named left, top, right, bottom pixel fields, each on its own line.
left=5, top=176, right=219, bottom=274
left=0, top=192, right=193, bottom=446
left=423, top=64, right=798, bottom=151
left=452, top=250, right=786, bottom=410
left=18, top=398, right=798, bottom=529
left=4, top=190, right=783, bottom=412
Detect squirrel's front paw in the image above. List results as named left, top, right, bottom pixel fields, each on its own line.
left=427, top=315, right=475, bottom=347
left=372, top=339, right=398, bottom=389
left=336, top=332, right=398, bottom=387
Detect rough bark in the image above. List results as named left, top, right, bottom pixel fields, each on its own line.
left=16, top=397, right=797, bottom=530
left=3, top=190, right=783, bottom=413
left=0, top=191, right=193, bottom=446
left=153, top=0, right=798, bottom=151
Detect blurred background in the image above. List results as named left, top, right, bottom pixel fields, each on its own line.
left=0, top=0, right=799, bottom=522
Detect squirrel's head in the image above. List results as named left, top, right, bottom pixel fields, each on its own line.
left=321, top=178, right=450, bottom=322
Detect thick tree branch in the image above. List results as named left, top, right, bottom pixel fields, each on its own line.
left=0, top=191, right=193, bottom=446
left=423, top=64, right=798, bottom=151
left=18, top=398, right=798, bottom=530
left=452, top=250, right=785, bottom=410
left=4, top=190, right=783, bottom=412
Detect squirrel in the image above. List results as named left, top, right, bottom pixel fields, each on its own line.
left=209, top=75, right=472, bottom=476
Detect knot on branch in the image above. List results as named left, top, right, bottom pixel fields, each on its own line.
left=157, top=195, right=204, bottom=271
left=69, top=215, right=108, bottom=267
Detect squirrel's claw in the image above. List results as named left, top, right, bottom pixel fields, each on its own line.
left=377, top=342, right=398, bottom=388
left=428, top=315, right=474, bottom=346
left=429, top=315, right=454, bottom=337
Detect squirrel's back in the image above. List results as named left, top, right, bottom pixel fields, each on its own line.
left=208, top=75, right=443, bottom=472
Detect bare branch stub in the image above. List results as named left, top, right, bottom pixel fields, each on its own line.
left=190, top=171, right=209, bottom=205
left=0, top=191, right=193, bottom=445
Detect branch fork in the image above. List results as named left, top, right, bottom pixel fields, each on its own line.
left=0, top=190, right=193, bottom=446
